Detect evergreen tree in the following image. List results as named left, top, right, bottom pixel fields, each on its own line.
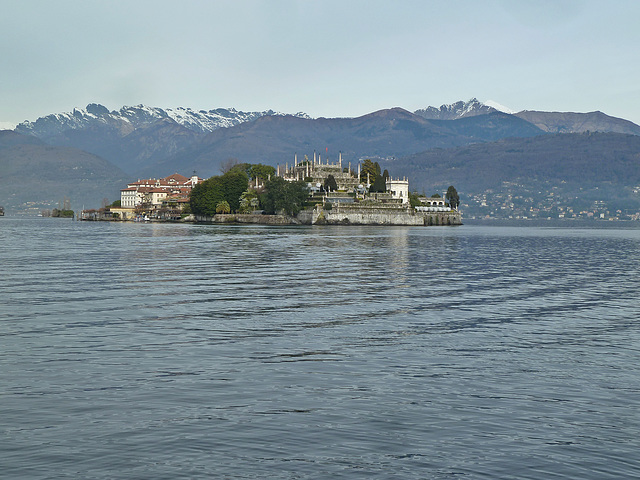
left=190, top=170, right=249, bottom=215
left=446, top=185, right=460, bottom=210
left=248, top=164, right=276, bottom=181
left=369, top=168, right=389, bottom=193
left=370, top=175, right=386, bottom=193
left=222, top=170, right=250, bottom=212
left=190, top=176, right=225, bottom=216
left=324, top=174, right=338, bottom=192
left=360, top=159, right=381, bottom=184
left=261, top=177, right=309, bottom=215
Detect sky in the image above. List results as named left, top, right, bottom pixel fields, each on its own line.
left=2, top=0, right=640, bottom=129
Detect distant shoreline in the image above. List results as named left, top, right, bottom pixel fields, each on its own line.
left=463, top=217, right=640, bottom=229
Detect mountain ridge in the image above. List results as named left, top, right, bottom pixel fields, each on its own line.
left=386, top=131, right=640, bottom=217
left=15, top=104, right=312, bottom=138
left=16, top=99, right=640, bottom=141
left=514, top=110, right=640, bottom=135
left=141, top=107, right=546, bottom=178
left=414, top=98, right=497, bottom=120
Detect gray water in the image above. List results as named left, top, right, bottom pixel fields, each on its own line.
left=1, top=217, right=639, bottom=479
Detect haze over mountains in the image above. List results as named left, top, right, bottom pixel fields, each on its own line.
left=3, top=98, right=640, bottom=217
left=0, top=130, right=127, bottom=211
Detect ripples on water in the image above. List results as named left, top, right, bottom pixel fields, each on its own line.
left=1, top=218, right=639, bottom=479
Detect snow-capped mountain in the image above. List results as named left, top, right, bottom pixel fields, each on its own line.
left=15, top=104, right=311, bottom=139
left=484, top=100, right=515, bottom=114
left=414, top=98, right=497, bottom=120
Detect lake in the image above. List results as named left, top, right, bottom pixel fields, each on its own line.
left=1, top=217, right=639, bottom=479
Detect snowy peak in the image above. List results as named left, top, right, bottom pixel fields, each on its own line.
left=414, top=98, right=498, bottom=120
left=484, top=100, right=515, bottom=114
left=15, top=104, right=311, bottom=138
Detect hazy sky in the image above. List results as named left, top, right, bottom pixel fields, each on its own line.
left=2, top=0, right=640, bottom=128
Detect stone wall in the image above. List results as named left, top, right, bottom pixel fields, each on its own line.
left=310, top=205, right=462, bottom=226
left=192, top=209, right=462, bottom=226
left=194, top=214, right=300, bottom=225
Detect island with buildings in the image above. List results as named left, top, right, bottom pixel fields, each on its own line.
left=84, top=152, right=461, bottom=226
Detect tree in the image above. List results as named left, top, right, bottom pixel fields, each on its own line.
left=226, top=162, right=252, bottom=176
left=446, top=185, right=460, bottom=210
left=261, top=177, right=309, bottom=215
left=360, top=159, right=381, bottom=184
left=190, top=176, right=225, bottom=216
left=369, top=168, right=389, bottom=193
left=409, top=192, right=422, bottom=208
left=248, top=164, right=276, bottom=181
left=216, top=200, right=230, bottom=214
left=324, top=174, right=338, bottom=192
left=223, top=170, right=250, bottom=212
left=220, top=157, right=241, bottom=174
left=239, top=190, right=259, bottom=213
left=51, top=208, right=74, bottom=218
left=190, top=170, right=249, bottom=215
left=370, top=173, right=386, bottom=193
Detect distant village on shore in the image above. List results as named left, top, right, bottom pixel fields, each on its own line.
left=80, top=151, right=462, bottom=226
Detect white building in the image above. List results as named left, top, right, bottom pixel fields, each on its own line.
left=385, top=177, right=409, bottom=204
left=120, top=173, right=202, bottom=209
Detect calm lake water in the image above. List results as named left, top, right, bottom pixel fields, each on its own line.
left=1, top=217, right=639, bottom=479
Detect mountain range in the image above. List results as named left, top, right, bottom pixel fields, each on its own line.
left=15, top=103, right=311, bottom=137
left=3, top=98, right=640, bottom=217
left=390, top=131, right=640, bottom=208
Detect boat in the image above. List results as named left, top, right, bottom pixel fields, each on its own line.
left=0, top=206, right=4, bottom=216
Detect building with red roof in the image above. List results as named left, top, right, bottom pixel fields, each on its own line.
left=115, top=173, right=203, bottom=219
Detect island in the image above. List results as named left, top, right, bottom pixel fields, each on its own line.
left=83, top=152, right=461, bottom=226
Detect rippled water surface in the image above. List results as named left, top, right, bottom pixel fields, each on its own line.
left=2, top=217, right=639, bottom=479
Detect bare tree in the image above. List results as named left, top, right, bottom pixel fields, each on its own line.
left=220, top=157, right=240, bottom=174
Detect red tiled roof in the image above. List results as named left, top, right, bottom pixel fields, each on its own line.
left=124, top=174, right=201, bottom=192
left=164, top=173, right=190, bottom=183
